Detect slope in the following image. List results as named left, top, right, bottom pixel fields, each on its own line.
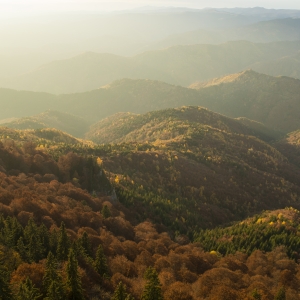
left=84, top=106, right=300, bottom=232
left=251, top=51, right=300, bottom=79
left=191, top=70, right=300, bottom=133
left=2, top=110, right=90, bottom=138
left=0, top=139, right=299, bottom=300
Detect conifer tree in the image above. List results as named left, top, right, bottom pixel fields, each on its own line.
left=0, top=267, right=12, bottom=300
left=17, top=277, right=42, bottom=300
left=141, top=267, right=163, bottom=300
left=17, top=237, right=28, bottom=262
left=24, top=218, right=44, bottom=262
left=94, top=245, right=109, bottom=278
left=39, top=223, right=50, bottom=254
left=66, top=248, right=84, bottom=300
left=49, top=229, right=59, bottom=255
left=78, top=232, right=92, bottom=257
left=45, top=281, right=66, bottom=300
left=252, top=288, right=262, bottom=300
left=101, top=205, right=111, bottom=219
left=274, top=287, right=286, bottom=300
left=43, top=252, right=65, bottom=300
left=57, top=222, right=70, bottom=261
left=112, top=282, right=128, bottom=300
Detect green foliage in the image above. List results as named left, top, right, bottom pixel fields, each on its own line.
left=57, top=222, right=70, bottom=261
left=141, top=268, right=163, bottom=300
left=17, top=278, right=42, bottom=300
left=66, top=249, right=84, bottom=300
left=0, top=266, right=12, bottom=300
left=94, top=245, right=109, bottom=278
left=78, top=232, right=92, bottom=257
left=251, top=288, right=262, bottom=300
left=112, top=282, right=129, bottom=300
left=43, top=252, right=65, bottom=300
left=194, top=209, right=300, bottom=259
left=23, top=218, right=46, bottom=262
left=101, top=205, right=111, bottom=219
left=274, top=287, right=286, bottom=300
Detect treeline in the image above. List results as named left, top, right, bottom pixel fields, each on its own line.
left=195, top=208, right=300, bottom=260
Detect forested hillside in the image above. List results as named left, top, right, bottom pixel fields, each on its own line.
left=2, top=110, right=89, bottom=138
left=0, top=134, right=300, bottom=299
left=81, top=107, right=300, bottom=234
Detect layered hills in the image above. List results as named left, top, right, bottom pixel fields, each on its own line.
left=147, top=18, right=300, bottom=51
left=2, top=70, right=300, bottom=134
left=83, top=106, right=300, bottom=232
left=3, top=40, right=300, bottom=93
left=191, top=70, right=300, bottom=133
left=2, top=110, right=89, bottom=138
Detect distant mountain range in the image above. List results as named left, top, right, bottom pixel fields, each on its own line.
left=145, top=18, right=300, bottom=51
left=2, top=40, right=300, bottom=94
left=1, top=70, right=300, bottom=134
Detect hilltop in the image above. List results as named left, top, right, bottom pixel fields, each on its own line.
left=2, top=110, right=90, bottom=138
left=192, top=70, right=300, bottom=133
left=0, top=127, right=81, bottom=145
left=3, top=40, right=300, bottom=93
left=84, top=106, right=300, bottom=232
left=2, top=71, right=300, bottom=134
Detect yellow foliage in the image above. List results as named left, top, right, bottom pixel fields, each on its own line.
left=97, top=157, right=103, bottom=166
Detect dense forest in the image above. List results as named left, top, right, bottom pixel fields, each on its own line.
left=0, top=139, right=299, bottom=299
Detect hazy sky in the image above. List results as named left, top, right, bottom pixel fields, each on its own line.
left=1, top=0, right=300, bottom=12
left=0, top=0, right=300, bottom=10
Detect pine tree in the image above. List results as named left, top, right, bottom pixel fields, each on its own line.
left=49, top=229, right=59, bottom=255
left=43, top=252, right=65, bottom=300
left=57, top=222, right=70, bottom=261
left=39, top=223, right=50, bottom=255
left=45, top=281, right=66, bottom=300
left=94, top=245, right=109, bottom=278
left=112, top=282, right=127, bottom=300
left=17, top=237, right=28, bottom=262
left=78, top=232, right=92, bottom=257
left=252, top=288, right=262, bottom=300
left=274, top=287, right=286, bottom=300
left=23, top=218, right=44, bottom=262
left=141, top=267, right=163, bottom=300
left=66, top=248, right=84, bottom=300
left=0, top=267, right=12, bottom=300
left=101, top=205, right=111, bottom=219
left=17, top=278, right=42, bottom=300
